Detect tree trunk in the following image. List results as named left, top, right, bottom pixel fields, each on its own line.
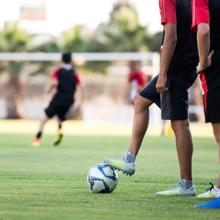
left=5, top=74, right=23, bottom=119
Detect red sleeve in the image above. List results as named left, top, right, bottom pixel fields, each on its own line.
left=75, top=73, right=81, bottom=85
left=192, top=0, right=210, bottom=31
left=135, top=72, right=146, bottom=87
left=159, top=0, right=176, bottom=25
left=128, top=72, right=146, bottom=87
left=51, top=69, right=59, bottom=80
left=138, top=73, right=146, bottom=87
left=128, top=72, right=137, bottom=83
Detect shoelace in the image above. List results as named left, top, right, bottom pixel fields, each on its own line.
left=169, top=183, right=182, bottom=190
left=206, top=182, right=214, bottom=192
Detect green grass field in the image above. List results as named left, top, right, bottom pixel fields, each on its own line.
left=0, top=134, right=219, bottom=220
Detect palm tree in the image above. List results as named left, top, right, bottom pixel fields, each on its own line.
left=59, top=26, right=89, bottom=52
left=0, top=22, right=31, bottom=118
left=93, top=2, right=150, bottom=52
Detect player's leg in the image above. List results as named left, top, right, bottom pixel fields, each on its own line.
left=128, top=95, right=152, bottom=156
left=171, top=120, right=193, bottom=181
left=58, top=120, right=62, bottom=135
left=104, top=76, right=159, bottom=175
left=213, top=123, right=220, bottom=165
left=105, top=95, right=152, bottom=175
left=156, top=120, right=195, bottom=196
left=53, top=104, right=72, bottom=146
left=212, top=123, right=220, bottom=188
left=32, top=102, right=55, bottom=146
left=53, top=118, right=64, bottom=146
left=32, top=114, right=49, bottom=146
left=197, top=123, right=220, bottom=199
left=156, top=76, right=196, bottom=196
left=197, top=89, right=220, bottom=199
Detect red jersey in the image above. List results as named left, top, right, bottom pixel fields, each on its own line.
left=192, top=0, right=220, bottom=92
left=192, top=0, right=220, bottom=51
left=51, top=68, right=81, bottom=86
left=159, top=0, right=198, bottom=74
left=128, top=71, right=146, bottom=89
left=50, top=66, right=81, bottom=101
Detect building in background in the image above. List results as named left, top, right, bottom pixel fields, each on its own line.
left=20, top=1, right=46, bottom=21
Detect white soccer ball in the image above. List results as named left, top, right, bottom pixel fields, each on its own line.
left=87, top=164, right=118, bottom=193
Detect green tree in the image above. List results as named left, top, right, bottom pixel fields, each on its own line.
left=0, top=22, right=31, bottom=118
left=29, top=36, right=60, bottom=77
left=148, top=31, right=163, bottom=53
left=91, top=2, right=149, bottom=52
left=85, top=2, right=151, bottom=73
left=59, top=26, right=88, bottom=52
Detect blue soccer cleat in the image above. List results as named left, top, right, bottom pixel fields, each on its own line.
left=194, top=198, right=220, bottom=209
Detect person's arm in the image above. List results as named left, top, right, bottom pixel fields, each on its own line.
left=192, top=0, right=213, bottom=73
left=197, top=24, right=214, bottom=73
left=156, top=23, right=177, bottom=93
left=46, top=79, right=58, bottom=93
left=46, top=69, right=58, bottom=93
left=156, top=0, right=177, bottom=93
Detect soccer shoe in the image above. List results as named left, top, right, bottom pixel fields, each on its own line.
left=156, top=183, right=196, bottom=196
left=197, top=182, right=220, bottom=199
left=104, top=157, right=135, bottom=176
left=32, top=138, right=41, bottom=147
left=194, top=198, right=220, bottom=209
left=53, top=134, right=63, bottom=146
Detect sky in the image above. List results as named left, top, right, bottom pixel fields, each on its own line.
left=0, top=0, right=162, bottom=35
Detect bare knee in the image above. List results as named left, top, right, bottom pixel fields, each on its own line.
left=171, top=120, right=189, bottom=134
left=134, top=95, right=152, bottom=112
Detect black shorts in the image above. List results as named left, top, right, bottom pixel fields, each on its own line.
left=203, top=88, right=220, bottom=123
left=140, top=72, right=196, bottom=120
left=45, top=97, right=73, bottom=121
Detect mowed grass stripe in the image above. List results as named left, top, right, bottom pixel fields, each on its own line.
left=0, top=134, right=219, bottom=220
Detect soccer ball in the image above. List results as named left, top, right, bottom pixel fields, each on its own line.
left=87, top=164, right=118, bottom=193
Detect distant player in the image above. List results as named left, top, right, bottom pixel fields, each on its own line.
left=105, top=0, right=199, bottom=196
left=192, top=0, right=220, bottom=208
left=32, top=53, right=82, bottom=146
left=128, top=61, right=148, bottom=104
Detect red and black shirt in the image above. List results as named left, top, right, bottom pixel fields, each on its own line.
left=192, top=0, right=220, bottom=91
left=51, top=65, right=81, bottom=101
left=160, top=0, right=198, bottom=74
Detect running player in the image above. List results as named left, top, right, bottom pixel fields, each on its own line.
left=192, top=0, right=220, bottom=208
left=105, top=0, right=199, bottom=196
left=32, top=53, right=82, bottom=146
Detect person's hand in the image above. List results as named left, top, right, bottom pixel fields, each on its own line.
left=197, top=50, right=214, bottom=74
left=156, top=74, right=168, bottom=93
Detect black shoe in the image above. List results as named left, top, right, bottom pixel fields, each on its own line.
left=53, top=134, right=63, bottom=146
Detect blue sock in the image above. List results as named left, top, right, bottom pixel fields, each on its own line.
left=123, top=151, right=136, bottom=163
left=179, top=178, right=193, bottom=189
